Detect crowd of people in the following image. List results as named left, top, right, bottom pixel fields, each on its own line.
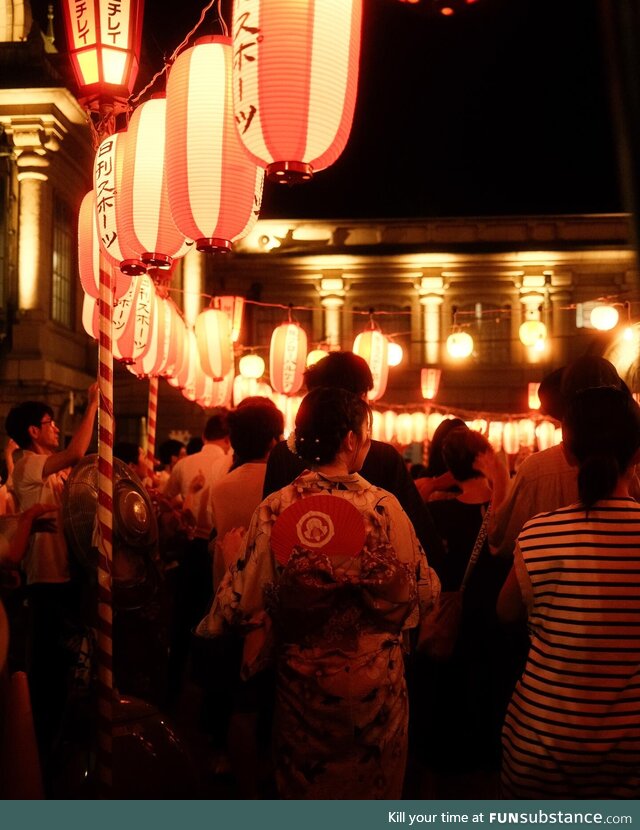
left=1, top=351, right=639, bottom=800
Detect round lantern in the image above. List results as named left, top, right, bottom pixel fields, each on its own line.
left=232, top=0, right=362, bottom=184
left=165, top=36, right=264, bottom=254
left=233, top=374, right=258, bottom=406
left=590, top=304, right=619, bottom=331
left=421, top=367, right=442, bottom=400
left=353, top=327, right=389, bottom=402
left=519, top=319, right=547, bottom=347
left=446, top=331, right=474, bottom=359
left=93, top=132, right=146, bottom=276
left=120, top=96, right=190, bottom=269
left=387, top=341, right=404, bottom=367
left=306, top=348, right=330, bottom=367
left=239, top=353, right=265, bottom=380
left=536, top=420, right=556, bottom=451
left=195, top=307, right=233, bottom=381
left=270, top=322, right=308, bottom=396
left=78, top=190, right=131, bottom=299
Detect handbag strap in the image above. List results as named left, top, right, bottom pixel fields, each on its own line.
left=459, top=501, right=492, bottom=592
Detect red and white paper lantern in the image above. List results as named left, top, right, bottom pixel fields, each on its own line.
left=270, top=322, right=307, bottom=395
left=195, top=307, right=233, bottom=381
left=353, top=327, right=389, bottom=402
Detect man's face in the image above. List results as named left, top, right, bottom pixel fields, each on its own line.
left=34, top=416, right=60, bottom=451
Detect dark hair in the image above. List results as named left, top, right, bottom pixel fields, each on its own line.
left=538, top=367, right=565, bottom=420
left=203, top=408, right=229, bottom=441
left=5, top=401, right=54, bottom=449
left=410, top=463, right=428, bottom=480
left=425, top=417, right=467, bottom=477
left=294, top=387, right=371, bottom=466
left=564, top=387, right=640, bottom=510
left=442, top=427, right=491, bottom=482
left=228, top=397, right=284, bottom=464
left=114, top=441, right=141, bottom=466
left=158, top=438, right=185, bottom=466
left=303, top=351, right=373, bottom=397
left=186, top=436, right=204, bottom=455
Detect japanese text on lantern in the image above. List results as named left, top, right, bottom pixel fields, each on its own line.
left=134, top=279, right=152, bottom=351
left=233, top=3, right=260, bottom=135
left=112, top=282, right=133, bottom=336
left=282, top=326, right=299, bottom=393
left=100, top=0, right=129, bottom=46
left=95, top=139, right=118, bottom=254
left=71, top=0, right=97, bottom=47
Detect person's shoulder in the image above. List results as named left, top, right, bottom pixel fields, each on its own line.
left=12, top=451, right=44, bottom=481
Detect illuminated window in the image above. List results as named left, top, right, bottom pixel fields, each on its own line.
left=51, top=195, right=74, bottom=328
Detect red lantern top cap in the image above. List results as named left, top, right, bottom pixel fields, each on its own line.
left=193, top=35, right=231, bottom=46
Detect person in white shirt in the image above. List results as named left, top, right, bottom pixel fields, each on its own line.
left=5, top=384, right=98, bottom=771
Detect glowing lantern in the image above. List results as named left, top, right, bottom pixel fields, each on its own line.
left=195, top=307, right=233, bottom=381
left=61, top=0, right=144, bottom=102
left=488, top=421, right=504, bottom=452
left=208, top=368, right=234, bottom=408
left=446, top=331, right=474, bottom=359
left=93, top=132, right=146, bottom=276
left=306, top=348, right=330, bottom=367
left=554, top=427, right=563, bottom=446
left=387, top=341, right=404, bottom=367
left=353, top=327, right=389, bottom=402
left=233, top=374, right=257, bottom=406
left=396, top=413, right=413, bottom=445
left=371, top=410, right=384, bottom=441
left=239, top=354, right=265, bottom=380
left=421, top=367, right=442, bottom=400
left=528, top=382, right=541, bottom=410
left=590, top=304, right=619, bottom=331
left=411, top=412, right=427, bottom=443
left=216, top=296, right=245, bottom=343
left=536, top=420, right=556, bottom=451
left=112, top=274, right=156, bottom=363
left=470, top=419, right=487, bottom=435
left=165, top=36, right=264, bottom=254
left=232, top=0, right=362, bottom=184
left=383, top=410, right=397, bottom=443
left=256, top=382, right=273, bottom=398
left=167, top=326, right=192, bottom=390
left=503, top=422, right=519, bottom=455
left=427, top=412, right=446, bottom=441
left=120, top=96, right=191, bottom=269
left=82, top=294, right=99, bottom=340
left=519, top=320, right=547, bottom=348
left=162, top=301, right=187, bottom=380
left=270, top=322, right=308, bottom=396
left=78, top=190, right=131, bottom=299
left=518, top=418, right=536, bottom=448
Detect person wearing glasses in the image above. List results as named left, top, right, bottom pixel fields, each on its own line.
left=4, top=383, right=98, bottom=782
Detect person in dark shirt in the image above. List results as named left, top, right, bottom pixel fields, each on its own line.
left=262, top=351, right=443, bottom=558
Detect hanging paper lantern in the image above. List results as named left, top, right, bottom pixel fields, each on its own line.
left=395, top=413, right=413, bottom=445
left=446, top=331, right=474, bottom=359
left=233, top=374, right=258, bottom=406
left=519, top=319, right=547, bottom=348
left=93, top=132, right=146, bottom=276
left=536, top=420, right=556, bottom=451
left=216, top=296, right=245, bottom=343
left=165, top=36, right=264, bottom=254
left=162, top=301, right=187, bottom=380
left=120, top=96, right=191, bottom=269
left=411, top=411, right=428, bottom=443
left=353, top=327, right=389, bottom=402
left=239, top=354, right=265, bottom=379
left=553, top=427, right=563, bottom=446
left=470, top=419, right=487, bottom=436
left=528, top=381, right=541, bottom=410
left=503, top=422, right=520, bottom=455
left=518, top=418, right=536, bottom=448
left=270, top=322, right=308, bottom=396
left=129, top=292, right=170, bottom=378
left=421, top=367, right=442, bottom=400
left=232, top=0, right=363, bottom=184
left=78, top=190, right=132, bottom=299
left=82, top=294, right=99, bottom=340
left=195, top=307, right=233, bottom=381
left=487, top=421, right=504, bottom=452
left=111, top=274, right=156, bottom=363
left=383, top=410, right=397, bottom=443
left=387, top=341, right=404, bottom=367
left=371, top=410, right=384, bottom=441
left=167, top=326, right=193, bottom=390
left=427, top=411, right=446, bottom=441
left=61, top=0, right=144, bottom=101
left=590, top=304, right=619, bottom=331
left=306, top=348, right=330, bottom=367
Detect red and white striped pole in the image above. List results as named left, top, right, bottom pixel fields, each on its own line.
left=96, top=261, right=115, bottom=795
left=146, top=375, right=159, bottom=479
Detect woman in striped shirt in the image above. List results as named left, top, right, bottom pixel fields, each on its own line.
left=498, top=386, right=640, bottom=799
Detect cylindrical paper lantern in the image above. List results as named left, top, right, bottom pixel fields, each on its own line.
left=536, top=420, right=557, bottom=451
left=239, top=354, right=265, bottom=379
left=371, top=410, right=384, bottom=441
left=120, top=96, right=190, bottom=269
left=111, top=274, right=156, bottom=363
left=166, top=36, right=264, bottom=253
left=488, top=421, right=504, bottom=452
left=518, top=418, right=536, bottom=448
left=411, top=411, right=427, bottom=443
left=233, top=374, right=258, bottom=406
left=78, top=190, right=131, bottom=299
left=383, top=410, right=397, bottom=443
left=232, top=0, right=362, bottom=183
left=270, top=322, right=307, bottom=395
left=195, top=307, right=233, bottom=381
left=395, top=413, right=413, bottom=445
left=427, top=412, right=446, bottom=441
left=503, top=422, right=520, bottom=455
left=353, top=327, right=389, bottom=402
left=217, top=296, right=245, bottom=343
left=528, top=382, right=541, bottom=410
left=421, top=367, right=442, bottom=400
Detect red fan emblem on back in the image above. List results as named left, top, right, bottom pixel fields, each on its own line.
left=271, top=495, right=366, bottom=566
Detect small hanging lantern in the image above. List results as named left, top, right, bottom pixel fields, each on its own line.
left=519, top=319, right=547, bottom=348
left=488, top=421, right=504, bottom=452
left=195, top=306, right=233, bottom=381
left=421, top=367, right=442, bottom=400
left=411, top=411, right=427, bottom=443
left=111, top=273, right=156, bottom=363
left=395, top=413, right=413, bottom=445
left=353, top=318, right=389, bottom=402
left=232, top=0, right=363, bottom=184
left=528, top=381, right=541, bottom=410
left=270, top=320, right=308, bottom=396
left=371, top=410, right=384, bottom=442
left=61, top=0, right=144, bottom=105
left=427, top=411, right=446, bottom=441
left=536, top=420, right=556, bottom=451
left=78, top=190, right=132, bottom=299
left=590, top=304, right=619, bottom=331
left=239, top=353, right=265, bottom=380
left=216, top=296, right=245, bottom=343
left=167, top=326, right=192, bottom=390
left=383, top=410, right=398, bottom=443
left=233, top=374, right=258, bottom=406
left=503, top=422, right=520, bottom=455
left=446, top=330, right=474, bottom=359
left=120, top=96, right=191, bottom=269
left=306, top=348, right=330, bottom=367
left=387, top=341, right=404, bottom=367
left=165, top=36, right=264, bottom=254
left=470, top=418, right=487, bottom=435
left=518, top=418, right=536, bottom=448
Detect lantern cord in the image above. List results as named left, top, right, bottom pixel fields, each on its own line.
left=129, top=0, right=221, bottom=106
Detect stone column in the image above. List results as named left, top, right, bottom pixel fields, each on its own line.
left=418, top=275, right=445, bottom=364
left=318, top=276, right=346, bottom=348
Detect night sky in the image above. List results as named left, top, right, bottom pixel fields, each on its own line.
left=38, top=0, right=623, bottom=221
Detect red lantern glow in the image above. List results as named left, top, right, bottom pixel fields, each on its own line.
left=78, top=190, right=132, bottom=299
left=195, top=308, right=233, bottom=381
left=232, top=0, right=362, bottom=184
left=270, top=322, right=307, bottom=395
left=353, top=327, right=389, bottom=402
left=165, top=36, right=264, bottom=254
left=61, top=0, right=144, bottom=104
left=111, top=273, right=156, bottom=363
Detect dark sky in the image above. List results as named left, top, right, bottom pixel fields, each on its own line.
left=41, top=0, right=623, bottom=221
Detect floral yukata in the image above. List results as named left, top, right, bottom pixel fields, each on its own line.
left=198, top=470, right=439, bottom=799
